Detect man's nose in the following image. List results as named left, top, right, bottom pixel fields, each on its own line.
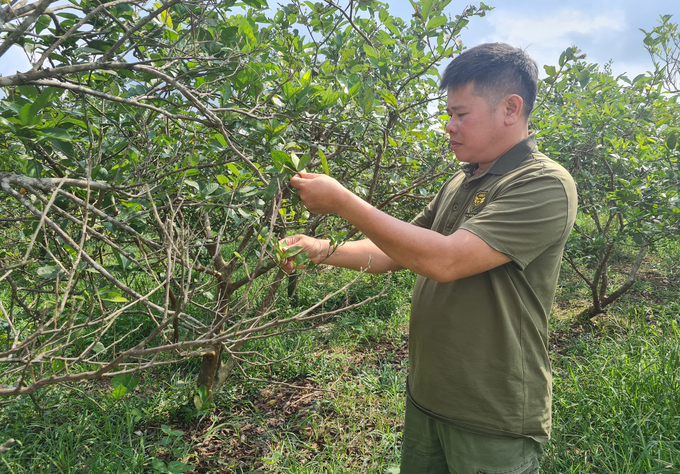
left=445, top=117, right=457, bottom=134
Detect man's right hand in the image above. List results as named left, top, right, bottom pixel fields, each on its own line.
left=278, top=235, right=330, bottom=273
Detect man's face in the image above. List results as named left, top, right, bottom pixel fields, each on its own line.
left=445, top=83, right=507, bottom=170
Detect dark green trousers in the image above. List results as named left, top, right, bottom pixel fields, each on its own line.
left=400, top=398, right=543, bottom=474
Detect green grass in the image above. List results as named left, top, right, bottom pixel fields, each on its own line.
left=1, top=393, right=147, bottom=473
left=545, top=307, right=680, bottom=473
left=1, top=258, right=679, bottom=473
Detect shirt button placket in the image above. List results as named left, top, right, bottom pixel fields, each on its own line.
left=446, top=178, right=476, bottom=233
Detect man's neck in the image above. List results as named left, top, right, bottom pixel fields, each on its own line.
left=477, top=127, right=530, bottom=173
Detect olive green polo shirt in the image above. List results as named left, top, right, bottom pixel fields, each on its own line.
left=408, top=134, right=577, bottom=443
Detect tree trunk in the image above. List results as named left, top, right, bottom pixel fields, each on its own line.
left=196, top=346, right=223, bottom=394
left=577, top=241, right=648, bottom=323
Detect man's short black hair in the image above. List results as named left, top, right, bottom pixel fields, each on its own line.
left=440, top=43, right=539, bottom=119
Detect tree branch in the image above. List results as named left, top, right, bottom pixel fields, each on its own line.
left=0, top=0, right=52, bottom=58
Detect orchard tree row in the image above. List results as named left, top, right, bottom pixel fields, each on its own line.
left=0, top=0, right=678, bottom=400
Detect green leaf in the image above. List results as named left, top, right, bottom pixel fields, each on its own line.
left=426, top=15, right=447, bottom=29
left=380, top=90, right=398, bottom=107
left=263, top=174, right=285, bottom=200
left=49, top=139, right=75, bottom=158
left=161, top=424, right=184, bottom=437
left=213, top=133, right=227, bottom=147
left=112, top=373, right=139, bottom=394
left=111, top=384, right=128, bottom=399
left=386, top=22, right=401, bottom=36
left=242, top=0, right=266, bottom=8
left=221, top=82, right=232, bottom=103
left=30, top=87, right=56, bottom=117
left=318, top=149, right=330, bottom=175
left=360, top=85, right=375, bottom=113
left=167, top=461, right=193, bottom=474
left=112, top=374, right=128, bottom=388
left=293, top=252, right=309, bottom=266
left=127, top=376, right=140, bottom=392
left=271, top=150, right=289, bottom=170
left=287, top=152, right=300, bottom=171
left=300, top=69, right=312, bottom=87
left=37, top=265, right=63, bottom=279
left=363, top=44, right=379, bottom=61
left=281, top=246, right=303, bottom=259
left=194, top=385, right=209, bottom=413
left=195, top=385, right=209, bottom=404
left=17, top=85, right=38, bottom=99
left=131, top=408, right=143, bottom=422
left=35, top=15, right=51, bottom=34
left=543, top=65, right=557, bottom=77
left=666, top=132, right=678, bottom=150
left=19, top=104, right=37, bottom=126
left=226, top=163, right=241, bottom=176
left=0, top=116, right=15, bottom=132
left=152, top=458, right=167, bottom=472
left=297, top=153, right=312, bottom=172
left=93, top=342, right=106, bottom=353
left=420, top=0, right=434, bottom=21
left=114, top=250, right=131, bottom=272
left=201, top=182, right=219, bottom=199
left=52, top=359, right=66, bottom=372
left=184, top=179, right=200, bottom=192
left=101, top=293, right=128, bottom=303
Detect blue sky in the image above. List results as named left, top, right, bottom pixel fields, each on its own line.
left=389, top=0, right=680, bottom=79
left=1, top=1, right=679, bottom=80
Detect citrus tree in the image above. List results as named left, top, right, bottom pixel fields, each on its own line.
left=0, top=0, right=489, bottom=400
left=535, top=47, right=680, bottom=321
left=642, top=14, right=680, bottom=93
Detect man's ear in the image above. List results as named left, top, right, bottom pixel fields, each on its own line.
left=502, top=94, right=524, bottom=126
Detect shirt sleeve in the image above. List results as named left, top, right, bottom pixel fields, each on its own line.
left=410, top=174, right=461, bottom=229
left=459, top=173, right=575, bottom=270
left=410, top=190, right=441, bottom=229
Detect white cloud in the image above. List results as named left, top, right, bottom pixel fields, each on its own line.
left=465, top=8, right=631, bottom=75
left=485, top=9, right=626, bottom=45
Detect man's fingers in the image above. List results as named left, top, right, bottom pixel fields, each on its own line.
left=297, top=172, right=322, bottom=179
left=278, top=256, right=295, bottom=274
left=280, top=235, right=300, bottom=247
left=290, top=172, right=323, bottom=189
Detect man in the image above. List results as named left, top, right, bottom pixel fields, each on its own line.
left=280, top=43, right=577, bottom=473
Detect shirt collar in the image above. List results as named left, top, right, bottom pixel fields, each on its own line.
left=465, top=134, right=537, bottom=180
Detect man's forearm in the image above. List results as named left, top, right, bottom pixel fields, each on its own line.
left=288, top=172, right=510, bottom=281
left=321, top=239, right=403, bottom=274
left=336, top=192, right=510, bottom=282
